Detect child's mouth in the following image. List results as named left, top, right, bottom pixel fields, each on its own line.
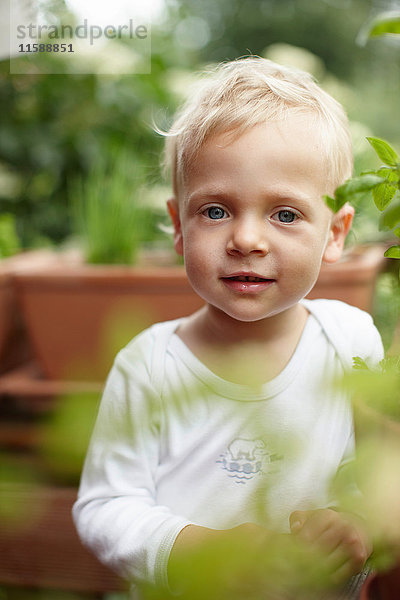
left=225, top=276, right=269, bottom=282
left=221, top=275, right=275, bottom=293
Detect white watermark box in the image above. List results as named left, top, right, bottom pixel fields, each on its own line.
left=9, top=0, right=151, bottom=75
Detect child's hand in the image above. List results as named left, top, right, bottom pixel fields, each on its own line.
left=289, top=508, right=372, bottom=583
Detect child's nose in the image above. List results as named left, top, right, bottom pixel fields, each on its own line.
left=226, top=217, right=269, bottom=256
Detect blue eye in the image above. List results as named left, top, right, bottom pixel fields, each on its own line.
left=206, top=206, right=226, bottom=220
left=277, top=210, right=297, bottom=223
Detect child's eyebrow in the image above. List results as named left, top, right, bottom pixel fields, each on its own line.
left=265, top=190, right=316, bottom=210
left=186, top=189, right=231, bottom=205
left=186, top=188, right=317, bottom=209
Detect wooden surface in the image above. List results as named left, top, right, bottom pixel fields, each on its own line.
left=0, top=485, right=125, bottom=593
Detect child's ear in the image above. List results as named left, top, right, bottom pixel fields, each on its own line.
left=322, top=204, right=355, bottom=264
left=167, top=198, right=184, bottom=256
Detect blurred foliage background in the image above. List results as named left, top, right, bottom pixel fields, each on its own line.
left=1, top=0, right=400, bottom=251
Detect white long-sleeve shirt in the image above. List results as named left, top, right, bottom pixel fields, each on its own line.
left=73, top=299, right=383, bottom=590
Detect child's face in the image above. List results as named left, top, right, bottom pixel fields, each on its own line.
left=168, top=114, right=353, bottom=324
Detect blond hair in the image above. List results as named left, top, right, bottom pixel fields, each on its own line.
left=161, top=56, right=353, bottom=197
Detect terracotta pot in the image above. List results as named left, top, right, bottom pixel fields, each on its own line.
left=0, top=250, right=59, bottom=373
left=360, top=564, right=400, bottom=600
left=360, top=573, right=378, bottom=600
left=306, top=244, right=386, bottom=312
left=0, top=268, right=13, bottom=368
left=375, top=563, right=400, bottom=599
left=14, top=251, right=205, bottom=381
left=13, top=244, right=386, bottom=382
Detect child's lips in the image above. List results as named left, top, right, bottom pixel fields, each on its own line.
left=221, top=273, right=275, bottom=293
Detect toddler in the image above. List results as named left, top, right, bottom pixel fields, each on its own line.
left=73, top=57, right=383, bottom=599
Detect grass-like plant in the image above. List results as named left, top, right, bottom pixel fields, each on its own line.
left=71, top=148, right=152, bottom=265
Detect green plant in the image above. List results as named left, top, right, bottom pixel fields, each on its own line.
left=326, top=127, right=400, bottom=573
left=324, top=18, right=400, bottom=556
left=325, top=137, right=400, bottom=266
left=350, top=355, right=400, bottom=421
left=326, top=10, right=400, bottom=266
left=71, top=148, right=153, bottom=265
left=339, top=352, right=400, bottom=573
left=0, top=213, right=21, bottom=258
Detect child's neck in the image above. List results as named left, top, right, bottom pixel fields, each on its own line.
left=176, top=303, right=309, bottom=386
left=199, top=303, right=307, bottom=345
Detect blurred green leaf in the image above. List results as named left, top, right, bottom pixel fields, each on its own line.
left=325, top=174, right=385, bottom=213
left=373, top=184, right=397, bottom=212
left=352, top=356, right=369, bottom=370
left=323, top=194, right=346, bottom=213
left=40, top=392, right=100, bottom=483
left=367, top=13, right=400, bottom=38
left=0, top=213, right=21, bottom=258
left=372, top=170, right=399, bottom=211
left=335, top=174, right=384, bottom=201
left=376, top=167, right=395, bottom=178
left=377, top=167, right=399, bottom=181
left=344, top=362, right=400, bottom=421
left=367, top=137, right=399, bottom=168
left=379, top=194, right=400, bottom=230
left=384, top=245, right=400, bottom=259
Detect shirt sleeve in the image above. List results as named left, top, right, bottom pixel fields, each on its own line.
left=72, top=348, right=191, bottom=588
left=357, top=313, right=384, bottom=368
left=303, top=299, right=385, bottom=370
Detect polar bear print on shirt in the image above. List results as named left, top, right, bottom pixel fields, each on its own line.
left=228, top=438, right=266, bottom=461
left=217, top=438, right=271, bottom=483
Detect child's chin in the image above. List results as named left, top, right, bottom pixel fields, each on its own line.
left=216, top=306, right=278, bottom=323
left=213, top=299, right=302, bottom=323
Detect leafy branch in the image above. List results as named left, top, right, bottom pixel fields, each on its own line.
left=324, top=137, right=400, bottom=261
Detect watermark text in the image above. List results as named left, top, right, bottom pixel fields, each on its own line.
left=16, top=19, right=148, bottom=46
